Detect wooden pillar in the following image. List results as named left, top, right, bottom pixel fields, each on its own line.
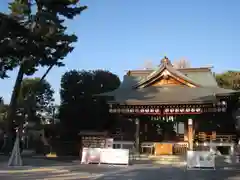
left=188, top=119, right=193, bottom=150
left=135, top=118, right=140, bottom=154
left=184, top=121, right=188, bottom=141
left=176, top=121, right=179, bottom=134
left=193, top=120, right=197, bottom=138
left=144, top=122, right=148, bottom=141
left=212, top=131, right=216, bottom=141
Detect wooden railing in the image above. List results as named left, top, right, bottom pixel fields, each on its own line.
left=176, top=134, right=185, bottom=141
left=113, top=141, right=134, bottom=149
left=195, top=132, right=236, bottom=143
left=173, top=142, right=188, bottom=155
left=140, top=141, right=188, bottom=155
left=141, top=142, right=155, bottom=154
left=112, top=132, right=236, bottom=156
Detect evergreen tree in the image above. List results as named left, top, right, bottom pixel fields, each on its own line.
left=0, top=0, right=86, bottom=151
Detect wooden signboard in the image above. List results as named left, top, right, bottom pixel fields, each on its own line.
left=81, top=136, right=106, bottom=148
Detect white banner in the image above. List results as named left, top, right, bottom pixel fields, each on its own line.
left=100, top=148, right=129, bottom=165
left=81, top=148, right=101, bottom=164
left=187, top=151, right=215, bottom=169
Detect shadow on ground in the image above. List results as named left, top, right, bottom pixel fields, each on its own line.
left=0, top=154, right=80, bottom=166
left=1, top=155, right=240, bottom=180
left=95, top=166, right=240, bottom=180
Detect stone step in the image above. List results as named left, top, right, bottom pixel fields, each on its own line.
left=131, top=155, right=186, bottom=164
left=131, top=159, right=186, bottom=165
left=149, top=155, right=185, bottom=160
left=152, top=161, right=186, bottom=165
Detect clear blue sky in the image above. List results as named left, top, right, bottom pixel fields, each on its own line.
left=0, top=0, right=239, bottom=104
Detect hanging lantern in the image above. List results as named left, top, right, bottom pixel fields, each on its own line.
left=135, top=108, right=139, bottom=113
left=170, top=108, right=174, bottom=113
left=186, top=108, right=190, bottom=112
left=196, top=108, right=201, bottom=112
left=165, top=108, right=169, bottom=113
left=191, top=108, right=195, bottom=112
left=221, top=101, right=226, bottom=106
left=155, top=109, right=160, bottom=113
left=222, top=108, right=226, bottom=112
left=140, top=109, right=145, bottom=113
left=145, top=109, right=150, bottom=113
left=150, top=109, right=154, bottom=113
left=175, top=108, right=179, bottom=113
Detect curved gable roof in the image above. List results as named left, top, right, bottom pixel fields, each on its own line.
left=133, top=57, right=201, bottom=88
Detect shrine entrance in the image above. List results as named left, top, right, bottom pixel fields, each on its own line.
left=130, top=115, right=195, bottom=155
left=109, top=105, right=237, bottom=156
left=98, top=57, right=239, bottom=156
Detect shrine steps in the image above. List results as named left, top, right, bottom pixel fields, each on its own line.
left=131, top=155, right=186, bottom=165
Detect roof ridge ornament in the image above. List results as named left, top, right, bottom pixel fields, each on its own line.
left=160, top=56, right=172, bottom=66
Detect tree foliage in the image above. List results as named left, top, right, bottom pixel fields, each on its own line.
left=18, top=77, right=54, bottom=124
left=0, top=0, right=86, bottom=134
left=216, top=71, right=240, bottom=134
left=216, top=71, right=240, bottom=90
left=0, top=97, right=8, bottom=122
left=59, top=70, right=120, bottom=137
left=0, top=0, right=87, bottom=78
left=142, top=60, right=154, bottom=70
left=173, top=58, right=191, bottom=69
left=0, top=97, right=3, bottom=105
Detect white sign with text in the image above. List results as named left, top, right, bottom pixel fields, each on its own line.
left=187, top=151, right=215, bottom=169
left=81, top=148, right=101, bottom=164
left=100, top=148, right=129, bottom=165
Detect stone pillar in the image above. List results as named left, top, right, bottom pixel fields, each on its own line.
left=135, top=118, right=140, bottom=154
left=188, top=119, right=193, bottom=150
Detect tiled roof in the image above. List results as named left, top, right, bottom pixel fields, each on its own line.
left=101, top=86, right=237, bottom=105
left=127, top=67, right=218, bottom=87
left=98, top=57, right=238, bottom=105
left=134, top=57, right=201, bottom=88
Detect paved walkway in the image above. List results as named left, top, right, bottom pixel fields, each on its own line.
left=1, top=164, right=240, bottom=180
left=0, top=155, right=240, bottom=179
left=0, top=168, right=101, bottom=180
left=95, top=166, right=240, bottom=180
left=0, top=155, right=126, bottom=180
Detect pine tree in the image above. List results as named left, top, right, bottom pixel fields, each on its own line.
left=0, top=0, right=87, bottom=151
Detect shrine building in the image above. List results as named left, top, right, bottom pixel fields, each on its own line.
left=100, top=57, right=239, bottom=155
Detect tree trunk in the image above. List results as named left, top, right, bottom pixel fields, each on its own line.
left=40, top=64, right=54, bottom=81
left=5, top=65, right=24, bottom=152
left=4, top=62, right=54, bottom=153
